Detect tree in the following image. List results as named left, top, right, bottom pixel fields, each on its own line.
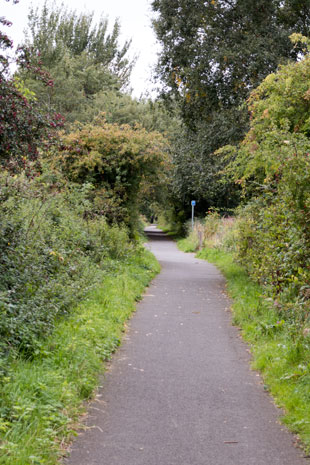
left=227, top=34, right=310, bottom=194
left=19, top=3, right=135, bottom=123
left=25, top=2, right=133, bottom=88
left=170, top=115, right=242, bottom=211
left=151, top=0, right=310, bottom=217
left=152, top=0, right=310, bottom=125
left=222, top=35, right=310, bottom=300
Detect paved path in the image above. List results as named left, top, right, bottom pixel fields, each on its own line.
left=65, top=227, right=308, bottom=465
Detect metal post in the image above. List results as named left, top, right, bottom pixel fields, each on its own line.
left=191, top=200, right=196, bottom=230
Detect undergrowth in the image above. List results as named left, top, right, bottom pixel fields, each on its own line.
left=0, top=248, right=159, bottom=464
left=0, top=168, right=160, bottom=464
left=0, top=171, right=135, bottom=360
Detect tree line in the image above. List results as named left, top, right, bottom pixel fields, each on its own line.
left=151, top=0, right=310, bottom=224
left=3, top=0, right=310, bottom=356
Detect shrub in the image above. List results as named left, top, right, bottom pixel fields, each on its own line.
left=52, top=119, right=169, bottom=234
left=220, top=35, right=310, bottom=326
left=0, top=169, right=134, bottom=360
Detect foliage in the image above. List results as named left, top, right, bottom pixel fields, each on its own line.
left=0, top=1, right=63, bottom=168
left=232, top=189, right=310, bottom=317
left=226, top=35, right=310, bottom=189
left=53, top=119, right=169, bottom=232
left=92, top=92, right=181, bottom=133
left=151, top=0, right=310, bottom=218
left=152, top=0, right=310, bottom=126
left=0, top=247, right=159, bottom=465
left=177, top=212, right=235, bottom=252
left=25, top=2, right=133, bottom=86
left=0, top=77, right=64, bottom=168
left=0, top=3, right=14, bottom=72
left=0, top=169, right=136, bottom=360
left=18, top=2, right=134, bottom=123
left=169, top=119, right=242, bottom=216
left=219, top=36, right=310, bottom=322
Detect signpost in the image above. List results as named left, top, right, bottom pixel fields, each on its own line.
left=191, top=200, right=196, bottom=230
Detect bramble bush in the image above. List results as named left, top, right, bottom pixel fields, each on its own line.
left=0, top=168, right=135, bottom=363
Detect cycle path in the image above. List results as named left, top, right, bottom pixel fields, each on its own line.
left=65, top=226, right=308, bottom=465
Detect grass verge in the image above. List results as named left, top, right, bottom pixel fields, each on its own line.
left=178, top=240, right=310, bottom=452
left=0, top=247, right=160, bottom=465
left=177, top=237, right=197, bottom=253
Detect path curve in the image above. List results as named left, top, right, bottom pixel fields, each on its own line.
left=65, top=227, right=308, bottom=465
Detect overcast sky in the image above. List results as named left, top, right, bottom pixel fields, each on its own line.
left=1, top=0, right=161, bottom=97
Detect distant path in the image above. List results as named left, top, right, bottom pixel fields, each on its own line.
left=65, top=226, right=307, bottom=465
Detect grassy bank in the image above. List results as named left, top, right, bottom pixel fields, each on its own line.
left=0, top=247, right=159, bottom=465
left=178, top=238, right=310, bottom=451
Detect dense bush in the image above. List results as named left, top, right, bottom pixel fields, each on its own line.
left=0, top=169, right=135, bottom=361
left=53, top=119, right=169, bottom=233
left=0, top=76, right=65, bottom=168
left=217, top=35, right=310, bottom=324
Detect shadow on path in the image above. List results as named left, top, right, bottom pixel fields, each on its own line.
left=144, top=225, right=170, bottom=241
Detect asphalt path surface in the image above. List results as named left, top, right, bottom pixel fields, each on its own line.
left=65, top=226, right=308, bottom=465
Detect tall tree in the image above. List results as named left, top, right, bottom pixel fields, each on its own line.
left=19, top=3, right=135, bottom=123
left=25, top=2, right=133, bottom=88
left=152, top=0, right=310, bottom=125
left=151, top=0, right=310, bottom=217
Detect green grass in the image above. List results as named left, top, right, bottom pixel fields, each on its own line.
left=184, top=245, right=310, bottom=451
left=177, top=237, right=197, bottom=253
left=0, top=248, right=160, bottom=465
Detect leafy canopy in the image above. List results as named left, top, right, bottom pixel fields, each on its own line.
left=227, top=33, right=310, bottom=191
left=25, top=2, right=133, bottom=88
left=150, top=0, right=310, bottom=221
left=152, top=0, right=310, bottom=124
left=221, top=35, right=310, bottom=307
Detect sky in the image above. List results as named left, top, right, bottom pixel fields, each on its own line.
left=1, top=0, right=161, bottom=97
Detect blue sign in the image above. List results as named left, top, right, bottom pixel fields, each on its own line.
left=191, top=200, right=196, bottom=206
